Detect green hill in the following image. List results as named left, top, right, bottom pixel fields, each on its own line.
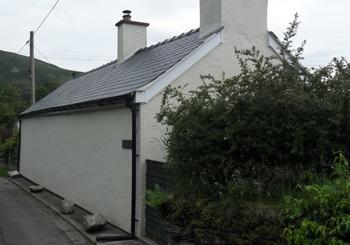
left=0, top=50, right=81, bottom=102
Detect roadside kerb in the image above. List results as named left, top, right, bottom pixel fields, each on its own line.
left=8, top=176, right=153, bottom=245
left=9, top=176, right=98, bottom=244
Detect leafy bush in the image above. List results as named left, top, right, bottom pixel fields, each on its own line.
left=283, top=153, right=350, bottom=244
left=144, top=184, right=169, bottom=210
left=1, top=131, right=19, bottom=163
left=156, top=15, right=350, bottom=199
left=146, top=14, right=350, bottom=244
left=0, top=76, right=27, bottom=142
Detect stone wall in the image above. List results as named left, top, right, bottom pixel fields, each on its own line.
left=164, top=220, right=285, bottom=245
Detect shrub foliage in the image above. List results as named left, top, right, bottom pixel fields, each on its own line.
left=147, top=14, right=350, bottom=244
left=0, top=131, right=19, bottom=163
left=0, top=76, right=27, bottom=143
left=283, top=153, right=350, bottom=244
left=156, top=16, right=350, bottom=199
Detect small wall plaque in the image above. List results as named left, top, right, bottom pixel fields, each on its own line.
left=122, top=140, right=133, bottom=149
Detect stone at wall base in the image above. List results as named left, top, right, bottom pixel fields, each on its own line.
left=61, top=199, right=75, bottom=214
left=7, top=170, right=20, bottom=179
left=83, top=214, right=107, bottom=232
left=29, top=185, right=44, bottom=193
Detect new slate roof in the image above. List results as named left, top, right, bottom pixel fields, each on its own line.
left=20, top=28, right=207, bottom=117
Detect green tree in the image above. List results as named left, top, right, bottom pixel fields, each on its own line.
left=36, top=81, right=60, bottom=101
left=0, top=131, right=19, bottom=163
left=0, top=102, right=16, bottom=134
left=0, top=76, right=28, bottom=141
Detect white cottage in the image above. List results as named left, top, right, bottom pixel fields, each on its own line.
left=19, top=0, right=284, bottom=241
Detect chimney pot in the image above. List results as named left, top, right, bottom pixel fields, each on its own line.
left=123, top=10, right=132, bottom=21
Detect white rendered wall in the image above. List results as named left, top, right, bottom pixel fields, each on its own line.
left=20, top=106, right=133, bottom=232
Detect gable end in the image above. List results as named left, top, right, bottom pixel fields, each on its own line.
left=135, top=28, right=223, bottom=103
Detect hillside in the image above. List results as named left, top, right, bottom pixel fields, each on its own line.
left=0, top=50, right=81, bottom=102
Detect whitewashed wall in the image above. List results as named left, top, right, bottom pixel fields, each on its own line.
left=20, top=105, right=133, bottom=232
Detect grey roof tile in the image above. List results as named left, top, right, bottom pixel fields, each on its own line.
left=20, top=28, right=206, bottom=117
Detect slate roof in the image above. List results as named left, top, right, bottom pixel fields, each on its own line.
left=20, top=28, right=207, bottom=117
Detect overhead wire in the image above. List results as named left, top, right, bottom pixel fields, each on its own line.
left=0, top=43, right=28, bottom=75
left=34, top=46, right=53, bottom=65
left=34, top=0, right=60, bottom=34
left=34, top=46, right=67, bottom=84
left=0, top=0, right=60, bottom=76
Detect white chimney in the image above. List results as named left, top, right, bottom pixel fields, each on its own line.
left=115, top=10, right=149, bottom=63
left=199, top=0, right=268, bottom=42
left=199, top=0, right=222, bottom=39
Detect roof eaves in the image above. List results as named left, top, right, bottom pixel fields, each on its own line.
left=19, top=94, right=132, bottom=119
left=20, top=28, right=211, bottom=117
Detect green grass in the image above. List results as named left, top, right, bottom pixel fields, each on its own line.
left=0, top=167, right=10, bottom=177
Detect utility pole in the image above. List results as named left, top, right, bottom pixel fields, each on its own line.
left=29, top=31, right=35, bottom=105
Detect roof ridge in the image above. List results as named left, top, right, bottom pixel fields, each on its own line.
left=135, top=28, right=200, bottom=54
left=74, top=59, right=118, bottom=79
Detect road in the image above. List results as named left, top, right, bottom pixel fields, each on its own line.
left=0, top=177, right=93, bottom=245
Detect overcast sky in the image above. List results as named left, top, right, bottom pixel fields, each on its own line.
left=0, top=0, right=349, bottom=72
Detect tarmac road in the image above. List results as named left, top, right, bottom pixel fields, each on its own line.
left=0, top=177, right=93, bottom=245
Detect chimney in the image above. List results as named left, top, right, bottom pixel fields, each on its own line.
left=115, top=10, right=149, bottom=63
left=199, top=0, right=268, bottom=41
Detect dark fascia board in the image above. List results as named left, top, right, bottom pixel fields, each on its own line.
left=18, top=94, right=133, bottom=119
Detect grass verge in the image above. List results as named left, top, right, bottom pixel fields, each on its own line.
left=0, top=167, right=10, bottom=177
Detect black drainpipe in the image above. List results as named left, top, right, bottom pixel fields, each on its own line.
left=96, top=95, right=137, bottom=242
left=126, top=95, right=138, bottom=236
left=17, top=117, right=22, bottom=172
